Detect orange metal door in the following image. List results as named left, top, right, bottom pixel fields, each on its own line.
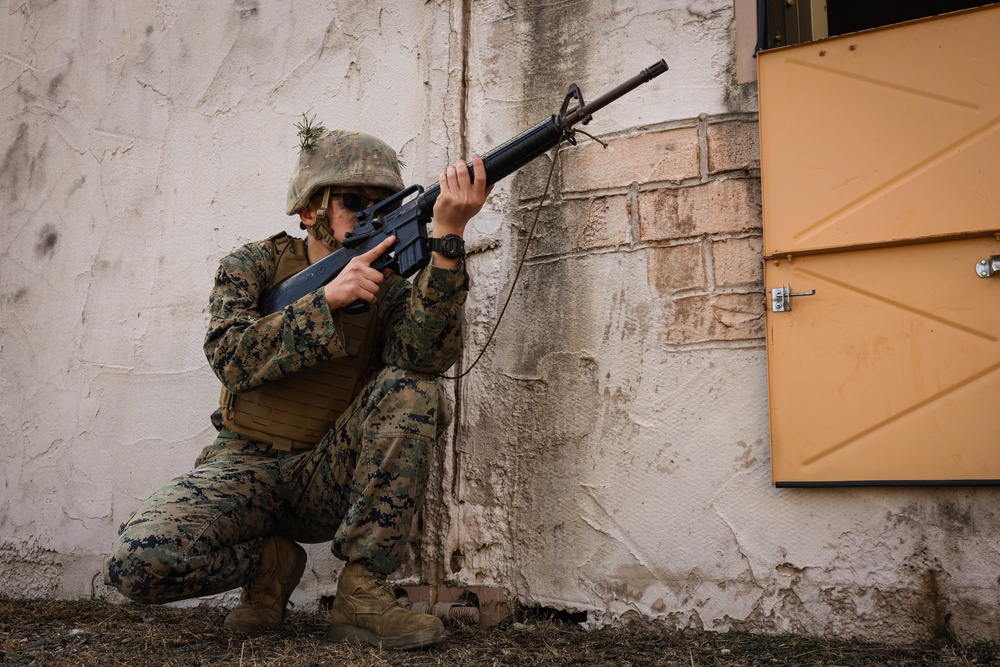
left=759, top=5, right=1000, bottom=485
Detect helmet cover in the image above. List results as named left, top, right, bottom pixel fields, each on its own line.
left=286, top=129, right=404, bottom=216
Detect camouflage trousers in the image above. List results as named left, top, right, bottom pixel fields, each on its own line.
left=104, top=366, right=449, bottom=604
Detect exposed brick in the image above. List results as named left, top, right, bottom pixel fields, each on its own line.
left=712, top=236, right=764, bottom=288
left=706, top=120, right=760, bottom=174
left=646, top=243, right=706, bottom=295
left=512, top=152, right=555, bottom=202
left=664, top=293, right=765, bottom=344
left=526, top=195, right=630, bottom=256
left=638, top=179, right=761, bottom=241
left=560, top=127, right=700, bottom=193
left=637, top=189, right=679, bottom=241
left=576, top=195, right=631, bottom=250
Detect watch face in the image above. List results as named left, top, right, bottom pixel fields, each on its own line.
left=434, top=235, right=464, bottom=258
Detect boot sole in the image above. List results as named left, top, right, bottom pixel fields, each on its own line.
left=223, top=543, right=308, bottom=633
left=328, top=623, right=447, bottom=650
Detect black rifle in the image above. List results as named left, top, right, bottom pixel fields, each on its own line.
left=259, top=59, right=668, bottom=315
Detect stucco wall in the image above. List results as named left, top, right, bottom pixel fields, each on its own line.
left=2, top=0, right=998, bottom=644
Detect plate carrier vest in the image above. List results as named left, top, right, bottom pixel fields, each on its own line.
left=219, top=232, right=397, bottom=451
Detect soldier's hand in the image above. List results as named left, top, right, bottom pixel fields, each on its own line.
left=431, top=155, right=492, bottom=269
left=433, top=155, right=492, bottom=237
left=323, top=235, right=396, bottom=312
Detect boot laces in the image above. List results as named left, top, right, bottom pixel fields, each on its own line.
left=362, top=570, right=400, bottom=607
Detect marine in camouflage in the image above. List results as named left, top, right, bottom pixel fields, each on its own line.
left=105, top=232, right=467, bottom=603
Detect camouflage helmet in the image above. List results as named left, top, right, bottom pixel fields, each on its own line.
left=286, top=129, right=404, bottom=216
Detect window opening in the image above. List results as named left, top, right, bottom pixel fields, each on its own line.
left=758, top=0, right=996, bottom=50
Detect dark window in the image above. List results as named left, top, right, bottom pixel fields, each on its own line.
left=760, top=0, right=996, bottom=50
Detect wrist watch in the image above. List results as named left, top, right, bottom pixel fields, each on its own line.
left=429, top=234, right=465, bottom=259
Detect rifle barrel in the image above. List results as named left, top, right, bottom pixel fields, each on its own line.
left=565, top=59, right=668, bottom=125
left=418, top=59, right=668, bottom=214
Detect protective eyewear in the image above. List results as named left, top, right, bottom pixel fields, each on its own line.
left=331, top=192, right=385, bottom=212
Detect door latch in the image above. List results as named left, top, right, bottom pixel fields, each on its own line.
left=975, top=254, right=1000, bottom=278
left=771, top=284, right=816, bottom=312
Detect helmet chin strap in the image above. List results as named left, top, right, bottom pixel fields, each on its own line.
left=301, top=186, right=342, bottom=250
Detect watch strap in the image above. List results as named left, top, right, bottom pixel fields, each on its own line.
left=429, top=234, right=465, bottom=259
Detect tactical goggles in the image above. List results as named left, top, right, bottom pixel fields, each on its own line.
left=330, top=191, right=387, bottom=212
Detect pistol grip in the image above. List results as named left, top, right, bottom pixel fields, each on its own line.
left=343, top=299, right=371, bottom=315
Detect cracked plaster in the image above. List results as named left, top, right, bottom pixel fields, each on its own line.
left=2, top=0, right=1000, bottom=644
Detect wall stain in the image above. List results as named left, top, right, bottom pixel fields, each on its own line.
left=514, top=0, right=594, bottom=129
left=734, top=439, right=758, bottom=469
left=67, top=176, right=86, bottom=199
left=17, top=83, right=36, bottom=105
left=1, top=123, right=30, bottom=199
left=234, top=0, right=259, bottom=17
left=47, top=71, right=67, bottom=97
left=919, top=569, right=953, bottom=641
left=6, top=287, right=29, bottom=305
left=899, top=500, right=976, bottom=534
left=35, top=225, right=58, bottom=258
left=935, top=500, right=975, bottom=532
left=30, top=140, right=49, bottom=194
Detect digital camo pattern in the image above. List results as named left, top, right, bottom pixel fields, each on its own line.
left=104, top=235, right=467, bottom=603
left=203, top=236, right=469, bottom=396
left=105, top=366, right=450, bottom=602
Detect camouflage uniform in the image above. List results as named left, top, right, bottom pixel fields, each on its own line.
left=105, top=235, right=467, bottom=603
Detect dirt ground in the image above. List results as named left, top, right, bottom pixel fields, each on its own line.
left=1, top=597, right=996, bottom=666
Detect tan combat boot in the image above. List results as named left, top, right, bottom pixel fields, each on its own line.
left=329, top=562, right=446, bottom=649
left=224, top=535, right=307, bottom=633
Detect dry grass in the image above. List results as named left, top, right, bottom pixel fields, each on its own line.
left=1, top=597, right=996, bottom=666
